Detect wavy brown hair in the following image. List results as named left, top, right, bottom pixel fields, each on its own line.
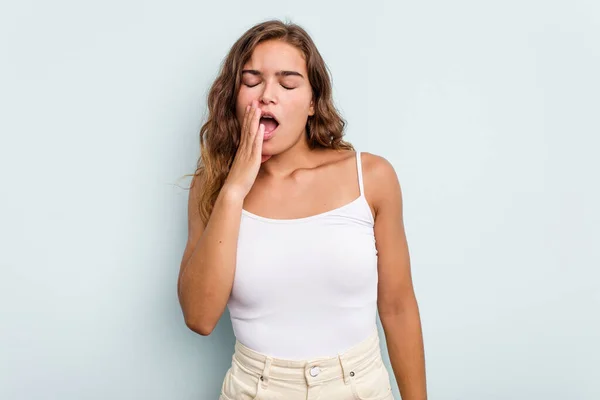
left=187, top=19, right=353, bottom=224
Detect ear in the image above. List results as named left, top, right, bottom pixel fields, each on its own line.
left=308, top=100, right=315, bottom=116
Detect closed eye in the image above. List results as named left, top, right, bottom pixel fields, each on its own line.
left=244, top=83, right=296, bottom=90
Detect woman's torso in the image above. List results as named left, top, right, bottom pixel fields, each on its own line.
left=227, top=151, right=379, bottom=360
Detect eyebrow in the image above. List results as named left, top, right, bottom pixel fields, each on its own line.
left=242, top=69, right=305, bottom=79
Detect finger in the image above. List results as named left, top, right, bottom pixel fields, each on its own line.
left=243, top=103, right=253, bottom=130
left=253, top=123, right=265, bottom=155
left=244, top=103, right=257, bottom=135
left=243, top=104, right=251, bottom=129
left=250, top=105, right=262, bottom=139
left=239, top=104, right=252, bottom=148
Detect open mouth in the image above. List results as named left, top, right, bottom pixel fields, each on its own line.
left=259, top=115, right=280, bottom=140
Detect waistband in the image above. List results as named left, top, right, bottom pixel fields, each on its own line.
left=232, top=327, right=382, bottom=387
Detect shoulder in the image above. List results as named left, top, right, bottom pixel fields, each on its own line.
left=189, top=170, right=206, bottom=202
left=187, top=169, right=208, bottom=224
left=360, top=152, right=398, bottom=181
left=359, top=152, right=402, bottom=217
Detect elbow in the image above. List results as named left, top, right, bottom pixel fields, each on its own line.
left=178, top=288, right=224, bottom=336
left=378, top=292, right=420, bottom=319
left=184, top=316, right=217, bottom=336
left=178, top=291, right=215, bottom=336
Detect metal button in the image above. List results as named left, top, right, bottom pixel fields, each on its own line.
left=350, top=371, right=355, bottom=377
left=309, top=366, right=320, bottom=377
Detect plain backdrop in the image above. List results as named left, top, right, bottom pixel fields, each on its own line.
left=1, top=0, right=599, bottom=399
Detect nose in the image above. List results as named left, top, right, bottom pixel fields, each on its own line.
left=259, top=81, right=276, bottom=105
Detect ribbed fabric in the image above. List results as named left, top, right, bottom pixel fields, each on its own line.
left=227, top=152, right=378, bottom=360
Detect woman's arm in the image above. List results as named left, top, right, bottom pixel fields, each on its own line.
left=177, top=174, right=244, bottom=336
left=365, top=153, right=427, bottom=400
left=178, top=101, right=266, bottom=336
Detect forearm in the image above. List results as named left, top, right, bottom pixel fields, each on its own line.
left=178, top=188, right=244, bottom=332
left=380, top=300, right=427, bottom=400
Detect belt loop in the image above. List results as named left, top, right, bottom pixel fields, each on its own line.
left=338, top=354, right=351, bottom=385
left=260, top=357, right=273, bottom=389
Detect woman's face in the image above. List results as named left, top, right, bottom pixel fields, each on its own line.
left=235, top=39, right=315, bottom=156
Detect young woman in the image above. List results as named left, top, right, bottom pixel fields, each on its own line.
left=178, top=19, right=427, bottom=400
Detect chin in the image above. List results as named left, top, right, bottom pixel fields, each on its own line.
left=261, top=144, right=277, bottom=157
left=262, top=136, right=277, bottom=148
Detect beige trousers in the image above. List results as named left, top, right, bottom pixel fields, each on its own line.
left=219, top=328, right=394, bottom=400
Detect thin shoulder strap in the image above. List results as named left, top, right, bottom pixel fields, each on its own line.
left=356, top=151, right=365, bottom=195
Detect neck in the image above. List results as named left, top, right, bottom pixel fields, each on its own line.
left=260, top=131, right=320, bottom=178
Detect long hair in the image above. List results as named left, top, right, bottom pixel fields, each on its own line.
left=188, top=19, right=353, bottom=224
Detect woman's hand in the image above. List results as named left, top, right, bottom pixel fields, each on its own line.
left=222, top=100, right=267, bottom=200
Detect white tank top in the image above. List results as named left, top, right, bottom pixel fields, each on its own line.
left=227, top=152, right=378, bottom=360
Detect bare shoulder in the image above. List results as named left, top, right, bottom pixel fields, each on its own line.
left=188, top=171, right=204, bottom=211
left=360, top=152, right=402, bottom=217
left=360, top=152, right=398, bottom=180
left=187, top=171, right=207, bottom=236
left=179, top=171, right=207, bottom=285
